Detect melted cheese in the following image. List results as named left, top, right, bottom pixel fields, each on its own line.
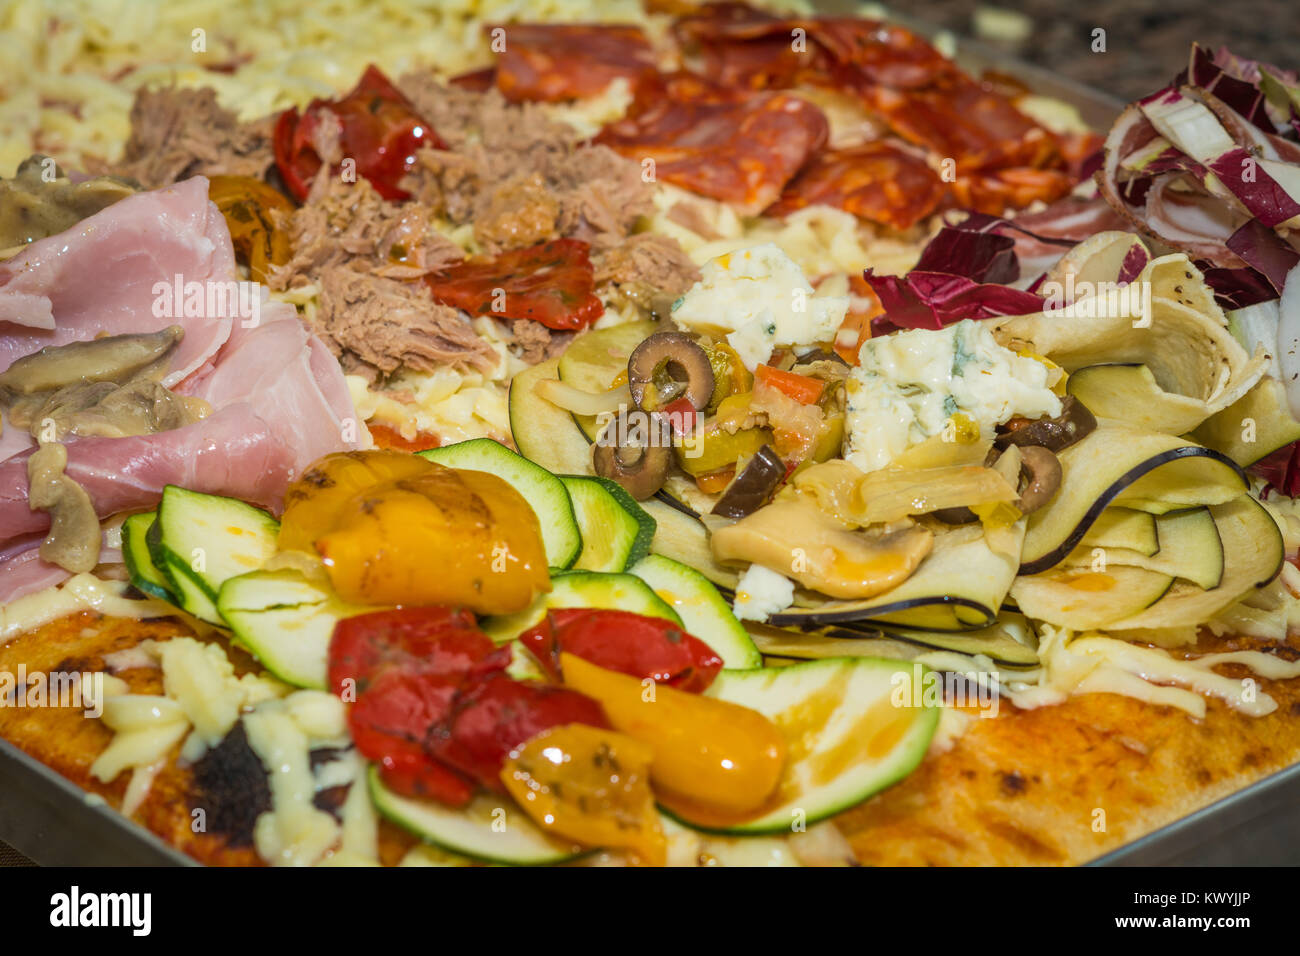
left=0, top=573, right=173, bottom=641
left=244, top=701, right=340, bottom=868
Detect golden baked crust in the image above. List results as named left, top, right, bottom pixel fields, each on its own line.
left=836, top=631, right=1300, bottom=865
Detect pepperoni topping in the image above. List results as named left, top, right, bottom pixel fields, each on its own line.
left=765, top=140, right=946, bottom=229
left=594, top=73, right=829, bottom=214
left=424, top=238, right=603, bottom=331
left=488, top=23, right=660, bottom=102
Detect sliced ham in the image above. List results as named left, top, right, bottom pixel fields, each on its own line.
left=0, top=177, right=236, bottom=387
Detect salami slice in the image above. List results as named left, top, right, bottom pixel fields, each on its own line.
left=424, top=238, right=604, bottom=331
left=858, top=76, right=1060, bottom=172
left=765, top=140, right=945, bottom=230
left=595, top=73, right=829, bottom=214
left=488, top=23, right=659, bottom=102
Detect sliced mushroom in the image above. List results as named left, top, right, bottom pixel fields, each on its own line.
left=592, top=410, right=673, bottom=500
left=711, top=445, right=785, bottom=518
left=994, top=395, right=1097, bottom=454
left=0, top=326, right=183, bottom=395
left=1014, top=445, right=1062, bottom=515
left=628, top=331, right=715, bottom=412
left=710, top=496, right=934, bottom=600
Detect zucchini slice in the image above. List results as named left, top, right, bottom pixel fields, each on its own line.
left=561, top=475, right=656, bottom=572
left=642, top=496, right=740, bottom=589
left=217, top=568, right=365, bottom=690
left=1105, top=495, right=1284, bottom=631
left=368, top=768, right=585, bottom=865
left=629, top=554, right=762, bottom=669
left=419, top=437, right=582, bottom=570
left=483, top=569, right=682, bottom=643
left=557, top=321, right=655, bottom=442
left=1010, top=565, right=1175, bottom=630
left=1019, top=422, right=1248, bottom=574
left=509, top=358, right=595, bottom=476
left=1063, top=506, right=1225, bottom=589
left=1191, top=377, right=1300, bottom=467
left=667, top=658, right=939, bottom=835
left=149, top=487, right=279, bottom=625
left=1077, top=507, right=1159, bottom=556
left=122, top=512, right=174, bottom=603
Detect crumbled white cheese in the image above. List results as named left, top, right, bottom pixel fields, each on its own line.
left=671, top=243, right=848, bottom=370
left=732, top=563, right=796, bottom=622
left=845, top=319, right=1061, bottom=474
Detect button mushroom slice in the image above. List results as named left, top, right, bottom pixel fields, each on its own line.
left=592, top=410, right=673, bottom=500
left=27, top=441, right=100, bottom=573
left=710, top=496, right=934, bottom=600
left=627, top=331, right=716, bottom=412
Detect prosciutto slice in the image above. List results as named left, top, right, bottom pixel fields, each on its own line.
left=0, top=178, right=362, bottom=603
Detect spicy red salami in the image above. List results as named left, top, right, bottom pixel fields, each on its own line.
left=489, top=23, right=660, bottom=102
left=594, top=73, right=829, bottom=214
left=765, top=140, right=945, bottom=229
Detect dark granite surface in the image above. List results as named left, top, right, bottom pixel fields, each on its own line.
left=894, top=0, right=1298, bottom=101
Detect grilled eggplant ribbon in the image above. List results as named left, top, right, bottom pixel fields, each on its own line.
left=992, top=248, right=1270, bottom=436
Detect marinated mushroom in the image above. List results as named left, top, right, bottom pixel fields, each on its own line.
left=711, top=445, right=785, bottom=518
left=995, top=395, right=1097, bottom=454
left=628, top=331, right=715, bottom=412
left=710, top=495, right=934, bottom=600
left=593, top=410, right=673, bottom=500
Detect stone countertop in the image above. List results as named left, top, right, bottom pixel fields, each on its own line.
left=890, top=0, right=1298, bottom=102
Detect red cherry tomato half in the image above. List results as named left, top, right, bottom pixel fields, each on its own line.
left=273, top=64, right=444, bottom=201
left=518, top=608, right=724, bottom=694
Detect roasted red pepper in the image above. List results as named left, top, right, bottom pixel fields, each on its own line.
left=330, top=605, right=609, bottom=803
left=328, top=606, right=497, bottom=696
left=424, top=239, right=604, bottom=331
left=347, top=669, right=475, bottom=805
left=518, top=608, right=725, bottom=694
left=429, top=674, right=610, bottom=792
left=273, top=65, right=443, bottom=202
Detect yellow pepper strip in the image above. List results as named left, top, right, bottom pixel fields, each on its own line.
left=559, top=653, right=787, bottom=819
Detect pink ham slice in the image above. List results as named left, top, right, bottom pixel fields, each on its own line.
left=0, top=179, right=363, bottom=603
left=0, top=176, right=236, bottom=386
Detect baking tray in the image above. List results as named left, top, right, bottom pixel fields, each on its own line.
left=0, top=11, right=1294, bottom=868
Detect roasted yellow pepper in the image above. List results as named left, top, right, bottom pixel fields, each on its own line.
left=560, top=653, right=787, bottom=819
left=207, top=175, right=293, bottom=284
left=501, top=723, right=666, bottom=866
left=279, top=450, right=432, bottom=553
left=280, top=450, right=550, bottom=614
left=675, top=426, right=775, bottom=477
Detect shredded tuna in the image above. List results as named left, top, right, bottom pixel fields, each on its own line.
left=511, top=320, right=573, bottom=365
left=107, top=87, right=274, bottom=188
left=398, top=76, right=656, bottom=253
left=594, top=233, right=701, bottom=313
left=270, top=171, right=463, bottom=290
left=313, top=263, right=497, bottom=381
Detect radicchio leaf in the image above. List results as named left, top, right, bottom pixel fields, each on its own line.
left=864, top=270, right=1045, bottom=333
left=1224, top=219, right=1300, bottom=292
left=1249, top=440, right=1300, bottom=498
